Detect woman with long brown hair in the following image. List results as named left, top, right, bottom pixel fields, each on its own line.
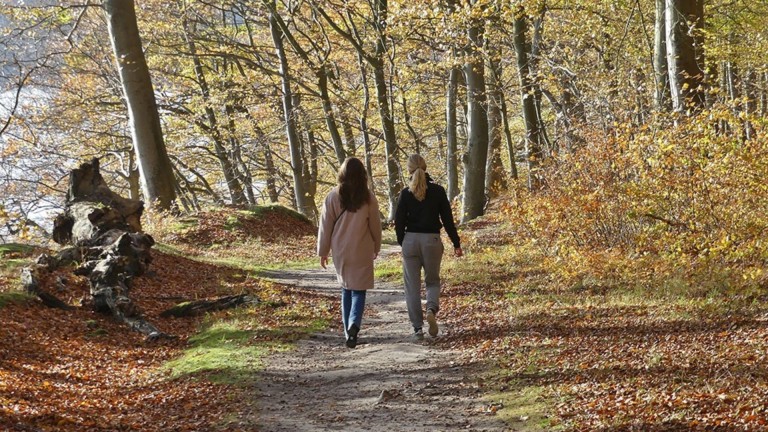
left=317, top=157, right=382, bottom=348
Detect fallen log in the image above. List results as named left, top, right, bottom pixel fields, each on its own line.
left=159, top=294, right=259, bottom=318
left=21, top=158, right=169, bottom=340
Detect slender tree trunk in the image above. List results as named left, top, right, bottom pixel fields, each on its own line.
left=530, top=9, right=551, bottom=155
left=357, top=52, right=376, bottom=194
left=318, top=67, right=346, bottom=165
left=401, top=92, right=422, bottom=154
left=183, top=19, right=246, bottom=205
left=295, top=93, right=319, bottom=220
left=743, top=69, right=757, bottom=140
left=372, top=59, right=401, bottom=220
left=485, top=39, right=507, bottom=198
left=665, top=0, right=706, bottom=113
left=761, top=71, right=768, bottom=117
left=371, top=0, right=401, bottom=221
left=104, top=0, right=176, bottom=209
left=170, top=155, right=223, bottom=204
left=654, top=0, right=671, bottom=111
left=268, top=4, right=313, bottom=218
left=224, top=104, right=256, bottom=205
left=461, top=19, right=489, bottom=223
left=263, top=142, right=279, bottom=203
left=446, top=64, right=460, bottom=201
left=499, top=92, right=518, bottom=180
left=513, top=6, right=544, bottom=190
left=341, top=112, right=356, bottom=156
left=127, top=150, right=140, bottom=200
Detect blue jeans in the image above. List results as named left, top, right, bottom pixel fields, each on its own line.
left=341, top=288, right=367, bottom=337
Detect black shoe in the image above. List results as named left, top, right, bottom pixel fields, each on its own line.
left=346, top=324, right=359, bottom=348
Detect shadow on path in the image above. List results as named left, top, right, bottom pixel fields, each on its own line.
left=254, top=256, right=506, bottom=432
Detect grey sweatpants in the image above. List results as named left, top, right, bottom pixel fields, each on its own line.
left=401, top=232, right=444, bottom=330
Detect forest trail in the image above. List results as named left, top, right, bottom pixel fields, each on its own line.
left=255, top=246, right=506, bottom=432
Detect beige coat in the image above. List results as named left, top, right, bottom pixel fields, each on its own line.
left=317, top=188, right=382, bottom=290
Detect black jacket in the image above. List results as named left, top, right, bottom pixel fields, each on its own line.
left=394, top=175, right=460, bottom=248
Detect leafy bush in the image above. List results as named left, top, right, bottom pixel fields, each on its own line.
left=510, top=108, right=768, bottom=290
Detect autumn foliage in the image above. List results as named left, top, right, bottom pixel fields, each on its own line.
left=510, top=110, right=768, bottom=292
left=0, top=208, right=333, bottom=431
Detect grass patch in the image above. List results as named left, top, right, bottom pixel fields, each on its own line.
left=163, top=300, right=332, bottom=385
left=163, top=321, right=271, bottom=385
left=488, top=382, right=556, bottom=431
left=381, top=228, right=398, bottom=245
left=223, top=214, right=241, bottom=231
left=374, top=256, right=402, bottom=282
left=0, top=243, right=37, bottom=256
left=0, top=243, right=39, bottom=275
left=0, top=290, right=34, bottom=308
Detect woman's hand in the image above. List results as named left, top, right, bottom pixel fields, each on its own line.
left=454, top=247, right=463, bottom=257
left=320, top=256, right=328, bottom=269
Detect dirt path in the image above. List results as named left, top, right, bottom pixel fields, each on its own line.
left=256, top=250, right=506, bottom=432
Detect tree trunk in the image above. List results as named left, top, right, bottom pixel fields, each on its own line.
left=653, top=0, right=671, bottom=111
left=268, top=4, right=314, bottom=219
left=372, top=0, right=401, bottom=221
left=224, top=104, right=256, bottom=205
left=499, top=92, right=518, bottom=180
left=446, top=64, right=460, bottom=201
left=373, top=60, right=401, bottom=221
left=743, top=69, right=757, bottom=140
left=183, top=19, right=246, bottom=205
left=460, top=17, right=489, bottom=223
left=485, top=39, right=507, bottom=198
left=513, top=6, right=544, bottom=190
left=341, top=112, right=356, bottom=157
left=665, top=0, right=706, bottom=113
left=400, top=91, right=422, bottom=154
left=318, top=66, right=347, bottom=165
left=357, top=52, right=376, bottom=194
left=264, top=141, right=280, bottom=203
left=761, top=72, right=768, bottom=117
left=104, top=0, right=176, bottom=210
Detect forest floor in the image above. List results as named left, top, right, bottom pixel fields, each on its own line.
left=3, top=202, right=768, bottom=431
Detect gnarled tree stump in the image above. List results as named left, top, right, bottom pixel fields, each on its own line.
left=22, top=158, right=167, bottom=340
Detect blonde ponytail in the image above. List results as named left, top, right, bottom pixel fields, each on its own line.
left=407, top=154, right=428, bottom=201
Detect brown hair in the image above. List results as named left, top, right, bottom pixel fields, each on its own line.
left=338, top=157, right=370, bottom=211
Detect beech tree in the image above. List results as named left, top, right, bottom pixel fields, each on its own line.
left=104, top=0, right=177, bottom=210
left=317, top=0, right=402, bottom=221
left=513, top=5, right=544, bottom=191
left=665, top=0, right=706, bottom=113
left=460, top=0, right=489, bottom=223
left=268, top=0, right=317, bottom=219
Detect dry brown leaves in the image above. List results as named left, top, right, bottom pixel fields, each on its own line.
left=167, top=207, right=315, bottom=246
left=439, top=233, right=768, bottom=430
left=0, top=207, right=331, bottom=431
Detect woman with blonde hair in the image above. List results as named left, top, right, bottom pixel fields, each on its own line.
left=318, top=157, right=382, bottom=348
left=394, top=154, right=462, bottom=339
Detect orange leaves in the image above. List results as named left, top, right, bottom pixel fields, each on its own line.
left=1, top=221, right=332, bottom=431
